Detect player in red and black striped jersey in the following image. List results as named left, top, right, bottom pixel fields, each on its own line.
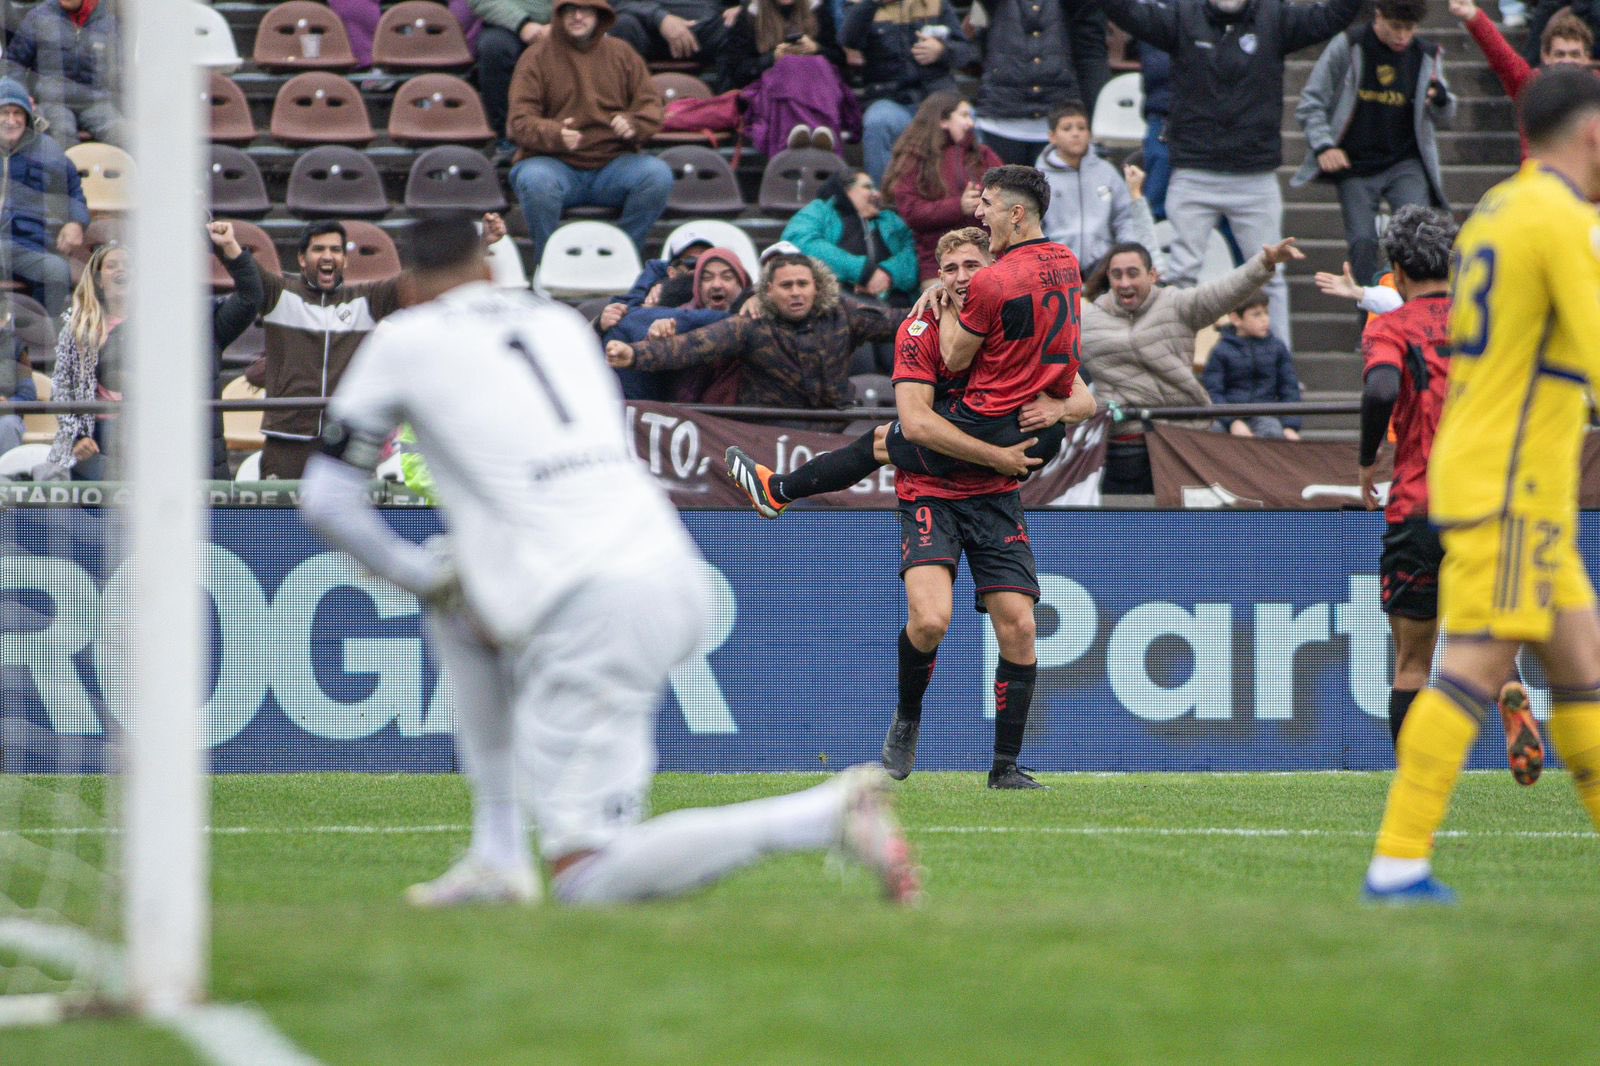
left=1357, top=205, right=1541, bottom=780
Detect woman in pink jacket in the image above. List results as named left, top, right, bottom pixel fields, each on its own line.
left=882, top=92, right=1001, bottom=285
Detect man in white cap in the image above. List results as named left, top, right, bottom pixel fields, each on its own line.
left=595, top=225, right=719, bottom=332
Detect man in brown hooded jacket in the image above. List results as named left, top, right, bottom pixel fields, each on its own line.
left=506, top=0, right=675, bottom=262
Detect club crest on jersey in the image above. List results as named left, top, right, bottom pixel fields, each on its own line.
left=1238, top=33, right=1257, bottom=54
left=907, top=319, right=929, bottom=336
left=1377, top=64, right=1396, bottom=87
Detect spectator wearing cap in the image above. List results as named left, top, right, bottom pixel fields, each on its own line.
left=0, top=77, right=87, bottom=320
left=1102, top=0, right=1362, bottom=348
left=607, top=247, right=752, bottom=401
left=1293, top=0, right=1453, bottom=288
left=594, top=226, right=716, bottom=334
left=780, top=168, right=919, bottom=306
left=5, top=0, right=123, bottom=150
left=506, top=0, right=673, bottom=262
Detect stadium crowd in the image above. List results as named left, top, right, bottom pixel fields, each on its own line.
left=0, top=0, right=1579, bottom=483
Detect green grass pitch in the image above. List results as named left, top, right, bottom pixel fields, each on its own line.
left=3, top=770, right=1598, bottom=1063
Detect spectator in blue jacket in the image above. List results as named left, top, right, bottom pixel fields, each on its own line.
left=781, top=168, right=919, bottom=305
left=0, top=79, right=87, bottom=320
left=0, top=331, right=37, bottom=458
left=6, top=0, right=123, bottom=149
left=607, top=247, right=749, bottom=400
left=1202, top=290, right=1303, bottom=439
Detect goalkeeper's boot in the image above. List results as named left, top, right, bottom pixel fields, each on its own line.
left=1363, top=874, right=1457, bottom=906
left=725, top=446, right=787, bottom=519
left=987, top=763, right=1047, bottom=790
left=1498, top=680, right=1543, bottom=786
left=405, top=856, right=541, bottom=908
left=834, top=764, right=922, bottom=905
left=881, top=715, right=921, bottom=781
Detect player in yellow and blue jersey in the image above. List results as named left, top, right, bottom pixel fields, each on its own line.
left=1365, top=68, right=1600, bottom=903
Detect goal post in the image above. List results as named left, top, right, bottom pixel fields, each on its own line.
left=122, top=0, right=209, bottom=1013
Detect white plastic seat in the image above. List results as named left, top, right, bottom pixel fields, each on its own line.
left=0, top=443, right=52, bottom=479
left=234, top=450, right=263, bottom=481
left=1091, top=72, right=1146, bottom=147
left=661, top=220, right=760, bottom=283
left=532, top=221, right=643, bottom=298
left=191, top=2, right=243, bottom=71
left=485, top=236, right=528, bottom=289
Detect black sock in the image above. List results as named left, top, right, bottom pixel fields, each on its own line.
left=769, top=429, right=880, bottom=503
left=897, top=628, right=938, bottom=722
left=1388, top=688, right=1418, bottom=748
left=992, top=657, right=1037, bottom=769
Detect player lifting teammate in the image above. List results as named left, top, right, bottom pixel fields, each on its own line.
left=1365, top=69, right=1600, bottom=903
left=1357, top=204, right=1543, bottom=781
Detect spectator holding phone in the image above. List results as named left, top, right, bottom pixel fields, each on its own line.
left=1293, top=0, right=1454, bottom=287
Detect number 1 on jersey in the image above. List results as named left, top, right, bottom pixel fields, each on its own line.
left=506, top=334, right=574, bottom=424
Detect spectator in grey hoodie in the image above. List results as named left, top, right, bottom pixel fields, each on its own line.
left=1036, top=100, right=1158, bottom=278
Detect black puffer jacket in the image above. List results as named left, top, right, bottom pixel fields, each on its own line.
left=1102, top=0, right=1361, bottom=172
left=970, top=0, right=1108, bottom=121
left=839, top=0, right=976, bottom=107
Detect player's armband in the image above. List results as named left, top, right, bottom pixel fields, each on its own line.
left=318, top=417, right=387, bottom=473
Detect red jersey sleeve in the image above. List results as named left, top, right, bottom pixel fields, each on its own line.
left=957, top=265, right=1002, bottom=338
left=1361, top=316, right=1404, bottom=375
left=891, top=313, right=942, bottom=385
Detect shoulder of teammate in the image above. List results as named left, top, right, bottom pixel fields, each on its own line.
left=893, top=309, right=941, bottom=383
left=958, top=265, right=1002, bottom=336
left=1359, top=307, right=1405, bottom=371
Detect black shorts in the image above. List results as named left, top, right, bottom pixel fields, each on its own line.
left=1380, top=516, right=1444, bottom=619
left=898, top=492, right=1040, bottom=613
left=884, top=397, right=1068, bottom=482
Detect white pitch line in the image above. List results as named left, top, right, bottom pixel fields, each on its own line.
left=5, top=823, right=1596, bottom=841
left=167, top=1003, right=323, bottom=1066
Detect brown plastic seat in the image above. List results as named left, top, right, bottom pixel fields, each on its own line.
left=66, top=142, right=135, bottom=213
left=286, top=146, right=389, bottom=218
left=270, top=72, right=374, bottom=146
left=757, top=148, right=844, bottom=215
left=252, top=1, right=359, bottom=72
left=210, top=220, right=284, bottom=291
left=652, top=73, right=712, bottom=105
left=209, top=147, right=272, bottom=219
left=389, top=74, right=493, bottom=145
left=404, top=145, right=507, bottom=213
left=658, top=145, right=744, bottom=216
left=69, top=218, right=124, bottom=284
left=373, top=2, right=473, bottom=70
left=2, top=294, right=56, bottom=354
left=206, top=73, right=257, bottom=146
left=340, top=221, right=402, bottom=284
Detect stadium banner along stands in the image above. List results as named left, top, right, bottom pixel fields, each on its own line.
left=1148, top=423, right=1600, bottom=510
left=3, top=507, right=1582, bottom=774
left=629, top=403, right=1110, bottom=508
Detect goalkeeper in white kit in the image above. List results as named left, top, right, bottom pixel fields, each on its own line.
left=299, top=215, right=919, bottom=907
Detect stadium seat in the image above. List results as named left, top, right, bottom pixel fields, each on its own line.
left=486, top=236, right=528, bottom=288
left=649, top=73, right=719, bottom=145
left=223, top=323, right=265, bottom=370
left=234, top=450, right=264, bottom=480
left=206, top=73, right=257, bottom=146
left=389, top=74, right=494, bottom=145
left=1091, top=72, right=1145, bottom=148
left=21, top=372, right=55, bottom=445
left=210, top=220, right=284, bottom=291
left=286, top=146, right=389, bottom=218
left=340, top=220, right=402, bottom=283
left=849, top=373, right=893, bottom=406
left=661, top=219, right=759, bottom=280
left=0, top=442, right=51, bottom=478
left=757, top=148, right=844, bottom=215
left=209, top=146, right=272, bottom=219
left=191, top=2, right=244, bottom=72
left=373, top=2, right=474, bottom=70
left=658, top=145, right=745, bottom=216
left=252, top=1, right=359, bottom=72
left=532, top=221, right=642, bottom=298
left=270, top=72, right=375, bottom=146
left=66, top=143, right=135, bottom=213
left=4, top=293, right=55, bottom=351
left=67, top=218, right=122, bottom=286
left=222, top=375, right=265, bottom=453
left=404, top=145, right=507, bottom=213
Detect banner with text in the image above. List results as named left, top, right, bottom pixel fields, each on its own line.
left=4, top=508, right=1586, bottom=773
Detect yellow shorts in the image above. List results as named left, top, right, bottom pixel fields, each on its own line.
left=1438, top=513, right=1596, bottom=643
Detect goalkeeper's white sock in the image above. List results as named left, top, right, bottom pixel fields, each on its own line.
left=551, top=782, right=845, bottom=904
left=427, top=609, right=529, bottom=872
